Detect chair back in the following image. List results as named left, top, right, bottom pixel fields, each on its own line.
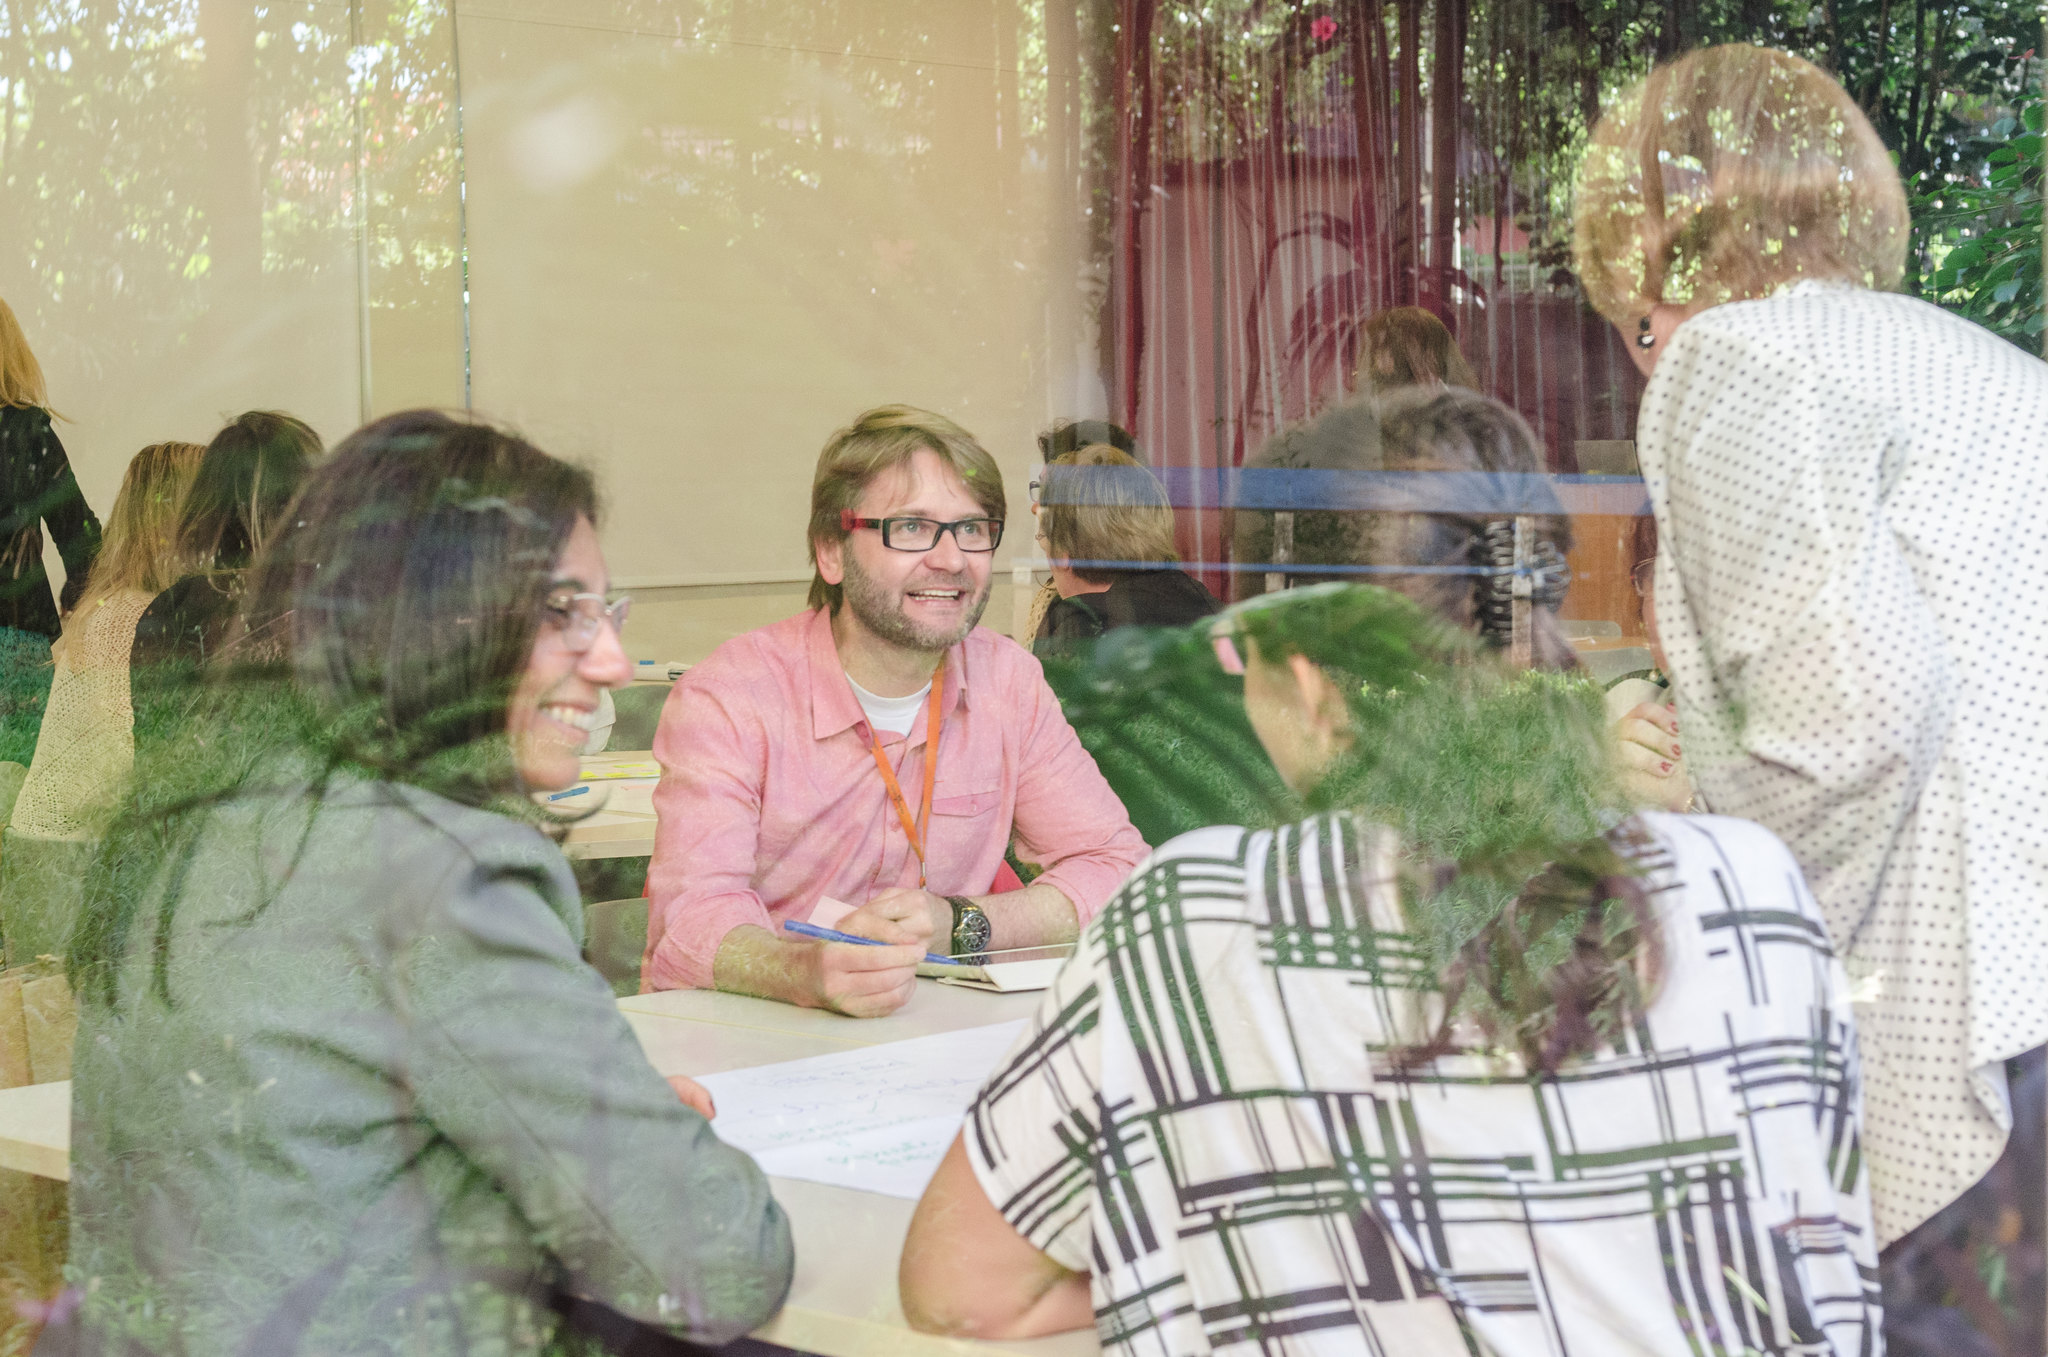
left=583, top=896, right=649, bottom=997
left=0, top=829, right=92, bottom=970
left=0, top=761, right=27, bottom=828
left=606, top=682, right=672, bottom=752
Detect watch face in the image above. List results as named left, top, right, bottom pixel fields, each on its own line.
left=955, top=905, right=993, bottom=957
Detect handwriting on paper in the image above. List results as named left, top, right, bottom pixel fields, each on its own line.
left=696, top=1021, right=1026, bottom=1199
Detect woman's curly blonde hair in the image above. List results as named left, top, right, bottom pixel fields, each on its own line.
left=1572, top=43, right=1908, bottom=324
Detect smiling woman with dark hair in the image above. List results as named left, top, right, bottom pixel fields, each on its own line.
left=58, top=410, right=792, bottom=1356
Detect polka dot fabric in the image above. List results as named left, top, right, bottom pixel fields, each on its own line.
left=1638, top=280, right=2048, bottom=1245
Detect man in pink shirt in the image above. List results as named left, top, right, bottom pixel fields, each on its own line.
left=643, top=405, right=1148, bottom=1015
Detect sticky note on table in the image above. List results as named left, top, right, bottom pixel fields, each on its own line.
left=808, top=896, right=857, bottom=929
left=580, top=760, right=661, bottom=781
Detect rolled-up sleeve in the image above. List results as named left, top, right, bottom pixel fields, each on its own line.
left=1008, top=664, right=1149, bottom=923
left=645, top=677, right=774, bottom=991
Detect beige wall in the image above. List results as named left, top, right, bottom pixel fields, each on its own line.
left=458, top=0, right=1071, bottom=592
left=5, top=1, right=1073, bottom=627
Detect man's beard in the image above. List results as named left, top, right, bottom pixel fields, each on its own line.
left=842, top=553, right=990, bottom=653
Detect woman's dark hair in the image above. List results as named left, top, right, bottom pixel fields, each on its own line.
left=75, top=411, right=598, bottom=1009
left=1371, top=388, right=1576, bottom=667
left=238, top=409, right=598, bottom=775
left=176, top=410, right=323, bottom=570
left=1259, top=387, right=1577, bottom=666
left=1038, top=418, right=1137, bottom=463
left=1230, top=585, right=1656, bottom=1074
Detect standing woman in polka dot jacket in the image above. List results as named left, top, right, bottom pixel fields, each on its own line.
left=1575, top=42, right=2048, bottom=1353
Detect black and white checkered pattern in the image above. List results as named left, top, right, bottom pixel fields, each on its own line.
left=966, top=810, right=1881, bottom=1356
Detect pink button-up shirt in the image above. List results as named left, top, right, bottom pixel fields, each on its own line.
left=643, top=608, right=1148, bottom=991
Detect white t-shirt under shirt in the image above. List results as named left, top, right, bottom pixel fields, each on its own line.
left=847, top=675, right=931, bottom=737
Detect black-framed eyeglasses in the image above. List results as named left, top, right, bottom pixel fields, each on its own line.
left=839, top=510, right=1004, bottom=553
left=1027, top=478, right=1043, bottom=506
left=1631, top=557, right=1657, bottom=598
left=544, top=589, right=631, bottom=651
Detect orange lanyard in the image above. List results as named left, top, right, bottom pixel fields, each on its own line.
left=865, top=661, right=946, bottom=887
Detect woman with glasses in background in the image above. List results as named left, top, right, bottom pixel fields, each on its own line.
left=53, top=410, right=791, bottom=1355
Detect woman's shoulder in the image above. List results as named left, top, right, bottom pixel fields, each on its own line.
left=324, top=778, right=566, bottom=874
left=1626, top=811, right=1833, bottom=952
left=1131, top=812, right=1374, bottom=915
left=1696, top=285, right=2047, bottom=392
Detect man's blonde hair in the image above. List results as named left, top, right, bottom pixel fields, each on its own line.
left=807, top=404, right=1006, bottom=613
left=0, top=298, right=53, bottom=411
left=1039, top=444, right=1181, bottom=585
left=1572, top=43, right=1907, bottom=324
left=76, top=442, right=207, bottom=613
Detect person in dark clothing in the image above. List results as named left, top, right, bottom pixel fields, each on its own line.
left=1030, top=443, right=1217, bottom=658
left=0, top=298, right=102, bottom=768
left=0, top=298, right=102, bottom=641
left=1020, top=419, right=1142, bottom=642
left=130, top=409, right=320, bottom=666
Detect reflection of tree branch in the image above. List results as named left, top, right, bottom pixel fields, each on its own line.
left=197, top=0, right=261, bottom=294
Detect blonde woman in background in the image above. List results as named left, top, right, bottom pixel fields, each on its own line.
left=1575, top=42, right=2048, bottom=1353
left=1031, top=443, right=1218, bottom=656
left=1022, top=418, right=1142, bottom=642
left=11, top=441, right=203, bottom=842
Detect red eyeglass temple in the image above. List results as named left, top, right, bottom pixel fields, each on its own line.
left=838, top=509, right=865, bottom=532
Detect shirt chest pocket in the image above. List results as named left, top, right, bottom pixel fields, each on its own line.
left=931, top=785, right=1000, bottom=818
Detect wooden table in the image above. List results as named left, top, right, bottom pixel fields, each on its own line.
left=0, top=982, right=1098, bottom=1357
left=558, top=750, right=660, bottom=861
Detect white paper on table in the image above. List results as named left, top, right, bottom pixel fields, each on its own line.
left=695, top=1020, right=1026, bottom=1200
left=932, top=958, right=1066, bottom=992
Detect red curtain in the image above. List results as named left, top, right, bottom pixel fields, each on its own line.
left=1102, top=0, right=1642, bottom=598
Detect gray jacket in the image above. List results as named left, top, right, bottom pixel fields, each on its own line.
left=65, top=774, right=791, bottom=1355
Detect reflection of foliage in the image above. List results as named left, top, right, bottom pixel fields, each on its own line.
left=1919, top=87, right=2044, bottom=351
left=1140, top=0, right=1355, bottom=160
left=1475, top=2, right=2043, bottom=289
left=0, top=1, right=459, bottom=374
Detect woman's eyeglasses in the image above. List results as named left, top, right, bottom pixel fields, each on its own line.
left=838, top=511, right=1004, bottom=553
left=545, top=590, right=631, bottom=652
left=1631, top=558, right=1657, bottom=598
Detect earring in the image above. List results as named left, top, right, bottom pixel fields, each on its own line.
left=1636, top=316, right=1657, bottom=350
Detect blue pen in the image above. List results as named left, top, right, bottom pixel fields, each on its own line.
left=782, top=918, right=961, bottom=966
left=546, top=785, right=590, bottom=802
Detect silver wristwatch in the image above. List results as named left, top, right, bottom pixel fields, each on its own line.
left=946, top=896, right=992, bottom=960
